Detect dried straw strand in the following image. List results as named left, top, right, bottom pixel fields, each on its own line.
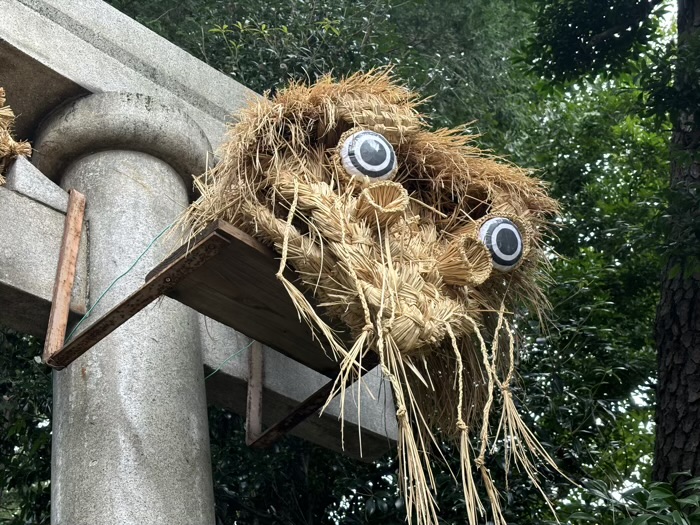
left=0, top=87, right=31, bottom=182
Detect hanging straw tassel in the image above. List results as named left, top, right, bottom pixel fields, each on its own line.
left=494, top=318, right=573, bottom=518
left=446, top=323, right=483, bottom=525
left=274, top=177, right=347, bottom=360
left=475, top=305, right=508, bottom=525
left=385, top=339, right=439, bottom=525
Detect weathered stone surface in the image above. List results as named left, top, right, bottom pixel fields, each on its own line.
left=0, top=0, right=257, bottom=148
left=33, top=92, right=213, bottom=195
left=0, top=186, right=87, bottom=336
left=53, top=151, right=214, bottom=525
left=0, top=42, right=88, bottom=143
left=201, top=318, right=397, bottom=460
left=5, top=156, right=69, bottom=213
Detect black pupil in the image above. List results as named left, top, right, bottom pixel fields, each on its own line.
left=359, top=139, right=387, bottom=166
left=496, top=228, right=519, bottom=255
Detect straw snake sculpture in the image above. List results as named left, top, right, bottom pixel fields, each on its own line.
left=182, top=70, right=562, bottom=525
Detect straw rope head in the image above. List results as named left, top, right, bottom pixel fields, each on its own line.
left=183, top=70, right=561, bottom=525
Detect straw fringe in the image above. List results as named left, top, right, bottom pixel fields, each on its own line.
left=178, top=70, right=562, bottom=525
left=0, top=87, right=31, bottom=182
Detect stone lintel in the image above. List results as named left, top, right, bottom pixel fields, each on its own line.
left=0, top=186, right=88, bottom=336
left=201, top=318, right=397, bottom=460
left=0, top=0, right=258, bottom=149
left=5, top=157, right=69, bottom=213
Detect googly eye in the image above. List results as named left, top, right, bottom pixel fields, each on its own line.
left=479, top=217, right=524, bottom=272
left=339, top=130, right=397, bottom=181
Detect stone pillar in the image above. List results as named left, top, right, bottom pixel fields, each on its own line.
left=33, top=94, right=215, bottom=525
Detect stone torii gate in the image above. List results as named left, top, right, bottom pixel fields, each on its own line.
left=0, top=1, right=396, bottom=524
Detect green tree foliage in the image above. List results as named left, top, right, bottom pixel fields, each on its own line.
left=208, top=409, right=405, bottom=524
left=0, top=331, right=51, bottom=524
left=518, top=78, right=668, bottom=523
left=106, top=0, right=537, bottom=150
left=524, top=0, right=700, bottom=519
left=528, top=76, right=667, bottom=412
left=525, top=0, right=667, bottom=81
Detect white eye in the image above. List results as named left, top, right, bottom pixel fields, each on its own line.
left=340, top=130, right=397, bottom=181
left=479, top=217, right=524, bottom=272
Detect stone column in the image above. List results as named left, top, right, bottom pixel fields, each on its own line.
left=33, top=94, right=215, bottom=525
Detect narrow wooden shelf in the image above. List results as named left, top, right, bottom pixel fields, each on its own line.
left=48, top=220, right=344, bottom=376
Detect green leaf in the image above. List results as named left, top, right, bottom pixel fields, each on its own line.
left=569, top=511, right=597, bottom=521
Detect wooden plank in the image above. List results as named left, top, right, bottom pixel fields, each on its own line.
left=245, top=341, right=264, bottom=445
left=47, top=223, right=230, bottom=369
left=149, top=221, right=343, bottom=377
left=49, top=219, right=374, bottom=444
left=43, top=190, right=86, bottom=364
left=53, top=220, right=344, bottom=375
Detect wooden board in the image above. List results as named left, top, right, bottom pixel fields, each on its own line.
left=148, top=220, right=342, bottom=376
left=43, top=189, right=86, bottom=363
left=51, top=220, right=343, bottom=376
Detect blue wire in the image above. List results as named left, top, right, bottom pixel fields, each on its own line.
left=64, top=221, right=175, bottom=343
left=204, top=340, right=255, bottom=380
left=63, top=219, right=253, bottom=376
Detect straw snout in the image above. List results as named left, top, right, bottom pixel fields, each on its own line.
left=436, top=236, right=493, bottom=287
left=355, top=181, right=409, bottom=227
